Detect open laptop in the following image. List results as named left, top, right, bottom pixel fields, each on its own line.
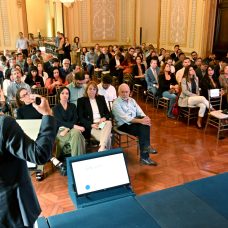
left=16, top=119, right=42, bottom=169
left=67, top=148, right=135, bottom=208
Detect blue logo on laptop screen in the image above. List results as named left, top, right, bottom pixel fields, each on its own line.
left=85, top=185, right=90, bottom=190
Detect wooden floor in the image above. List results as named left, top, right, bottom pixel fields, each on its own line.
left=32, top=96, right=228, bottom=218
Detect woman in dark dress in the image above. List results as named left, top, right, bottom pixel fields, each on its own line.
left=132, top=56, right=147, bottom=92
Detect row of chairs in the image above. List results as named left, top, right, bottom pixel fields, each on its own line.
left=145, top=88, right=228, bottom=140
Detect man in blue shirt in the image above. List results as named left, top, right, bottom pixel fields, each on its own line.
left=112, top=83, right=158, bottom=166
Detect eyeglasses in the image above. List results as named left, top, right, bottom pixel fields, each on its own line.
left=63, top=62, right=70, bottom=65
left=20, top=92, right=30, bottom=98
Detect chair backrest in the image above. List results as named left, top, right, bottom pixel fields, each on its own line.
left=47, top=95, right=57, bottom=107
left=31, top=87, right=48, bottom=97
left=56, top=86, right=65, bottom=96
left=208, top=89, right=222, bottom=111
left=8, top=100, right=17, bottom=118
left=123, top=73, right=133, bottom=86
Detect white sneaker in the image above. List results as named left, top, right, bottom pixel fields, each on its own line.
left=98, top=146, right=106, bottom=152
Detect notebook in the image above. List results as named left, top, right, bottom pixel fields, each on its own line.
left=16, top=119, right=42, bottom=169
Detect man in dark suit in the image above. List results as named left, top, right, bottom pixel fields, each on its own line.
left=170, top=44, right=180, bottom=62
left=96, top=47, right=112, bottom=71
left=195, top=60, right=208, bottom=82
left=0, top=96, right=56, bottom=227
left=145, top=57, right=160, bottom=96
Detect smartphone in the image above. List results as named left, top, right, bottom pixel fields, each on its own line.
left=98, top=122, right=106, bottom=129
left=35, top=97, right=41, bottom=105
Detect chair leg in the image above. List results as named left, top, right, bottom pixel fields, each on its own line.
left=204, top=117, right=209, bottom=133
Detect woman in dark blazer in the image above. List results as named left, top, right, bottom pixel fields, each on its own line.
left=132, top=56, right=147, bottom=91
left=53, top=87, right=85, bottom=159
left=77, top=81, right=112, bottom=152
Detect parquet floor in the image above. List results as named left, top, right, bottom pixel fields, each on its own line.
left=32, top=97, right=228, bottom=217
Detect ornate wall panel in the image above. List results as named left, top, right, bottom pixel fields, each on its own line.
left=0, top=0, right=11, bottom=46
left=120, top=0, right=127, bottom=42
left=189, top=0, right=197, bottom=48
left=80, top=0, right=88, bottom=42
left=160, top=0, right=168, bottom=45
left=91, top=0, right=116, bottom=41
left=169, top=0, right=189, bottom=46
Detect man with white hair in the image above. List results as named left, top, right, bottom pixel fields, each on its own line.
left=112, top=83, right=158, bottom=166
left=60, top=58, right=71, bottom=79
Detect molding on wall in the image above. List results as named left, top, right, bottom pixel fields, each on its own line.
left=160, top=0, right=168, bottom=45
left=120, top=0, right=127, bottom=43
left=80, top=0, right=88, bottom=42
left=168, top=0, right=189, bottom=46
left=0, top=0, right=11, bottom=47
left=189, top=0, right=197, bottom=48
left=91, top=0, right=116, bottom=42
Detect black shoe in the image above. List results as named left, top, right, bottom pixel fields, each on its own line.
left=148, top=148, right=158, bottom=154
left=144, top=146, right=158, bottom=154
left=89, top=139, right=99, bottom=148
left=36, top=171, right=44, bottom=181
left=140, top=157, right=157, bottom=166
left=168, top=114, right=176, bottom=119
left=56, top=163, right=67, bottom=176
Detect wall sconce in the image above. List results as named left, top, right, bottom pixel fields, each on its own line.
left=60, top=0, right=83, bottom=8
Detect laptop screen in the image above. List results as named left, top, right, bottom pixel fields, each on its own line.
left=72, top=152, right=130, bottom=196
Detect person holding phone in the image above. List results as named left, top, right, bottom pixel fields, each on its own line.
left=0, top=95, right=56, bottom=228
left=15, top=88, right=63, bottom=179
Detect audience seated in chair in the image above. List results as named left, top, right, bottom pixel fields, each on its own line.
left=77, top=81, right=112, bottom=152
left=7, top=67, right=31, bottom=101
left=176, top=57, right=191, bottom=84
left=97, top=74, right=117, bottom=109
left=145, top=57, right=160, bottom=96
left=96, top=47, right=112, bottom=71
left=24, top=66, right=44, bottom=88
left=85, top=47, right=98, bottom=78
left=36, top=62, right=48, bottom=85
left=178, top=66, right=211, bottom=128
left=158, top=63, right=179, bottom=119
left=67, top=70, right=86, bottom=106
left=109, top=51, right=124, bottom=84
left=53, top=87, right=86, bottom=160
left=200, top=65, right=223, bottom=105
left=45, top=67, right=68, bottom=95
left=60, top=58, right=72, bottom=79
left=112, top=83, right=158, bottom=166
left=132, top=56, right=147, bottom=92
left=219, top=65, right=228, bottom=108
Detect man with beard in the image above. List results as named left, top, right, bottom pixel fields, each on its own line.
left=67, top=70, right=86, bottom=106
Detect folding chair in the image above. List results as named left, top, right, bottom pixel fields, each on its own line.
left=47, top=95, right=57, bottom=107
left=178, top=106, right=199, bottom=125
left=204, top=89, right=228, bottom=139
left=109, top=101, right=140, bottom=155
left=31, top=87, right=48, bottom=97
